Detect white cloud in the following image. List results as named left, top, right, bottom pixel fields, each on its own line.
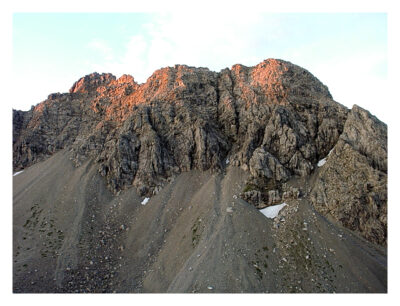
left=84, top=12, right=285, bottom=83
left=14, top=12, right=387, bottom=123
left=120, top=35, right=149, bottom=78
left=86, top=13, right=387, bottom=123
left=87, top=38, right=115, bottom=62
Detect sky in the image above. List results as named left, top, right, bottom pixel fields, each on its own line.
left=12, top=12, right=388, bottom=122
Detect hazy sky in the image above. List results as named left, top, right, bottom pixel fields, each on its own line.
left=13, top=12, right=387, bottom=121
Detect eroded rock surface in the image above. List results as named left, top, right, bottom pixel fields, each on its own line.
left=13, top=58, right=387, bottom=246
left=13, top=59, right=346, bottom=193
left=310, top=105, right=387, bottom=245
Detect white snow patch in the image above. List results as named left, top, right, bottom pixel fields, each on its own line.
left=259, top=203, right=287, bottom=219
left=317, top=158, right=326, bottom=167
left=13, top=170, right=24, bottom=176
left=317, top=149, right=334, bottom=167
left=226, top=158, right=230, bottom=164
left=141, top=197, right=150, bottom=205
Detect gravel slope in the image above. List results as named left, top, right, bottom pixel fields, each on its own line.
left=13, top=150, right=386, bottom=293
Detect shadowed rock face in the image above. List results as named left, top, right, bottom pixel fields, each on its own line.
left=310, top=105, right=387, bottom=246
left=13, top=58, right=387, bottom=246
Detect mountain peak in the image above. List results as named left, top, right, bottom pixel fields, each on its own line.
left=13, top=57, right=387, bottom=293
left=69, top=72, right=116, bottom=94
left=13, top=58, right=386, bottom=248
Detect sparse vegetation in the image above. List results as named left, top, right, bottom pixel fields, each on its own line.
left=191, top=218, right=202, bottom=247
left=18, top=203, right=65, bottom=262
left=242, top=183, right=257, bottom=193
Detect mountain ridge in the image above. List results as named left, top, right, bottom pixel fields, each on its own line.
left=13, top=58, right=387, bottom=248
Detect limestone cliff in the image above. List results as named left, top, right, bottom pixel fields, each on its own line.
left=12, top=58, right=387, bottom=246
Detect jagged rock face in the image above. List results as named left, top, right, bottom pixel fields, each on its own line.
left=13, top=59, right=346, bottom=193
left=13, top=94, right=85, bottom=168
left=12, top=58, right=387, bottom=245
left=310, top=105, right=387, bottom=245
left=69, top=72, right=116, bottom=94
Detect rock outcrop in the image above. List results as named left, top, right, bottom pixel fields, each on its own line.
left=310, top=105, right=387, bottom=245
left=69, top=72, right=116, bottom=94
left=12, top=58, right=387, bottom=246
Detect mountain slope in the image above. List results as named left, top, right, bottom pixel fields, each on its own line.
left=13, top=150, right=386, bottom=293
left=13, top=58, right=387, bottom=292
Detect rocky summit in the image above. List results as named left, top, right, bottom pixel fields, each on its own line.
left=13, top=58, right=387, bottom=293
